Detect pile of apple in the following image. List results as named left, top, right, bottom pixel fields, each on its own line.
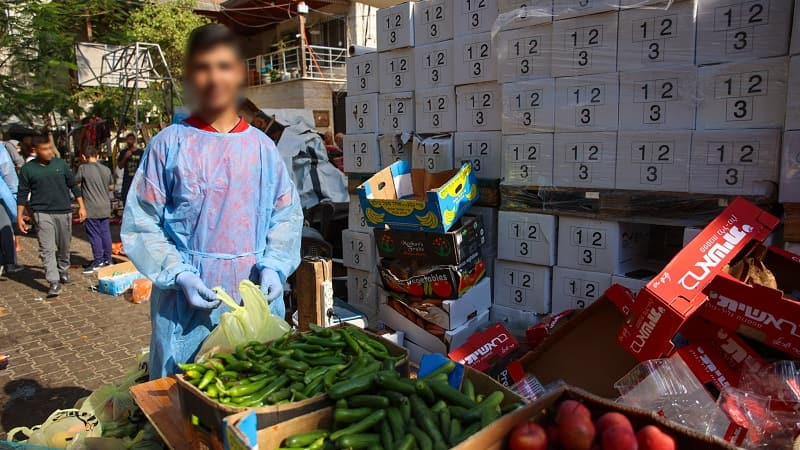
left=509, top=400, right=677, bottom=450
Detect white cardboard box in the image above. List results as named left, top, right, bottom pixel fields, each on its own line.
left=381, top=278, right=492, bottom=330
left=489, top=304, right=542, bottom=337
left=493, top=260, right=553, bottom=313
left=552, top=266, right=612, bottom=314
left=496, top=25, right=553, bottom=83
left=554, top=73, right=619, bottom=131
left=689, top=129, right=781, bottom=196
left=378, top=48, right=415, bottom=93
left=347, top=268, right=380, bottom=315
left=553, top=0, right=617, bottom=19
left=553, top=132, right=617, bottom=188
left=414, top=0, right=455, bottom=45
left=379, top=92, right=415, bottom=134
left=380, top=301, right=490, bottom=354
left=415, top=41, right=455, bottom=89
left=415, top=86, right=458, bottom=133
left=453, top=0, right=499, bottom=36
left=497, top=211, right=558, bottom=266
left=615, top=131, right=692, bottom=192
left=785, top=56, right=800, bottom=130
left=348, top=194, right=370, bottom=232
left=497, top=0, right=553, bottom=30
left=502, top=79, right=557, bottom=133
left=456, top=83, right=503, bottom=131
left=347, top=52, right=380, bottom=95
left=454, top=131, right=503, bottom=179
left=412, top=134, right=455, bottom=171
left=697, top=57, right=789, bottom=130
left=501, top=133, right=555, bottom=186
left=617, top=0, right=696, bottom=71
left=453, top=32, right=497, bottom=85
left=345, top=93, right=379, bottom=134
left=556, top=216, right=648, bottom=274
left=695, top=0, right=793, bottom=65
left=379, top=133, right=413, bottom=164
left=780, top=130, right=800, bottom=202
left=618, top=69, right=697, bottom=131
left=343, top=133, right=381, bottom=174
left=377, top=2, right=415, bottom=51
left=551, top=12, right=619, bottom=77
left=342, top=229, right=377, bottom=271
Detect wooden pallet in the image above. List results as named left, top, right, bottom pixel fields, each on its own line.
left=500, top=186, right=778, bottom=227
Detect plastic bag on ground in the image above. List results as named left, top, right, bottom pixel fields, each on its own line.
left=6, top=409, right=102, bottom=448
left=196, top=280, right=291, bottom=361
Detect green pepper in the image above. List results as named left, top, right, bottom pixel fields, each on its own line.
left=228, top=377, right=271, bottom=398
left=349, top=361, right=382, bottom=379
left=303, top=375, right=325, bottom=397
left=462, top=378, right=475, bottom=401
left=278, top=357, right=310, bottom=372
left=304, top=366, right=329, bottom=385
left=204, top=359, right=226, bottom=373
left=236, top=374, right=290, bottom=406
left=286, top=430, right=330, bottom=448
left=206, top=384, right=219, bottom=399
left=197, top=369, right=216, bottom=390
left=289, top=342, right=327, bottom=353
left=266, top=388, right=291, bottom=404
left=311, top=356, right=347, bottom=366
left=291, top=389, right=308, bottom=401
left=328, top=372, right=376, bottom=400
left=269, top=346, right=295, bottom=357
left=184, top=369, right=204, bottom=380
left=341, top=328, right=362, bottom=356
left=304, top=335, right=346, bottom=348
left=329, top=410, right=386, bottom=441
left=420, top=360, right=455, bottom=381
left=178, top=363, right=207, bottom=374
left=324, top=364, right=348, bottom=388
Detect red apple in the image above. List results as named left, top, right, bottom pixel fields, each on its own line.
left=559, top=415, right=596, bottom=450
left=556, top=400, right=591, bottom=424
left=600, top=425, right=638, bottom=450
left=509, top=421, right=548, bottom=450
left=595, top=412, right=633, bottom=435
left=637, top=426, right=676, bottom=450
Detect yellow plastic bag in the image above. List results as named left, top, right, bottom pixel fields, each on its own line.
left=196, top=280, right=290, bottom=361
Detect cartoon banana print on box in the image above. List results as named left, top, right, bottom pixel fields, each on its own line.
left=356, top=161, right=479, bottom=232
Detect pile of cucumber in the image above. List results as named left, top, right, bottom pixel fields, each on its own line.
left=279, top=361, right=520, bottom=450
left=179, top=325, right=402, bottom=407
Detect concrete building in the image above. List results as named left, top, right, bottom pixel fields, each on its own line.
left=197, top=0, right=380, bottom=133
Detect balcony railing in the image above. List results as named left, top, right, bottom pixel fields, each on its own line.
left=245, top=45, right=347, bottom=86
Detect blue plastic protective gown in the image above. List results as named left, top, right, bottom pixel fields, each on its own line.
left=121, top=122, right=303, bottom=379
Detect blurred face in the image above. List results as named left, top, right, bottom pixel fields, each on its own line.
left=34, top=142, right=54, bottom=162
left=126, top=136, right=136, bottom=148
left=185, top=44, right=245, bottom=114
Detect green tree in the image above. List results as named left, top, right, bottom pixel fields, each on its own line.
left=126, top=0, right=209, bottom=79
left=0, top=0, right=138, bottom=123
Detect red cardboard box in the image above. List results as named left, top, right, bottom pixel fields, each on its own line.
left=616, top=198, right=779, bottom=361
left=378, top=255, right=487, bottom=299
left=698, top=244, right=800, bottom=358
left=448, top=323, right=528, bottom=390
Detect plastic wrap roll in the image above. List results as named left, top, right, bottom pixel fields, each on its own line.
left=349, top=45, right=376, bottom=56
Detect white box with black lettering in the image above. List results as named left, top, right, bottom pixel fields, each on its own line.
left=415, top=41, right=455, bottom=89
left=551, top=266, right=612, bottom=314
left=493, top=260, right=552, bottom=314
left=689, top=128, right=781, bottom=196
left=552, top=132, right=617, bottom=188
left=554, top=72, right=619, bottom=131
left=615, top=130, right=692, bottom=192
left=415, top=86, right=457, bottom=133
left=454, top=131, right=502, bottom=179
left=412, top=134, right=455, bottom=171
left=551, top=12, right=618, bottom=77
left=617, top=0, right=696, bottom=71
left=456, top=82, right=502, bottom=131
left=501, top=132, right=555, bottom=186
left=497, top=210, right=558, bottom=266
left=556, top=216, right=649, bottom=274
left=502, top=78, right=557, bottom=133
left=618, top=69, right=697, bottom=130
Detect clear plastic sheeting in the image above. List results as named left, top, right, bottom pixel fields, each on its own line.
left=614, top=355, right=733, bottom=441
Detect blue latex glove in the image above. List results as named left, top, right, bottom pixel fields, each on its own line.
left=260, top=268, right=285, bottom=317
left=176, top=272, right=220, bottom=310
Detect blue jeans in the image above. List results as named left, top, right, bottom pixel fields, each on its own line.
left=85, top=218, right=112, bottom=265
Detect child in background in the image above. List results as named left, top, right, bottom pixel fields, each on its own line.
left=76, top=147, right=114, bottom=273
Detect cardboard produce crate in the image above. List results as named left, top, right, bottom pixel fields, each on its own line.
left=357, top=160, right=479, bottom=233
left=96, top=261, right=145, bottom=296
left=224, top=366, right=525, bottom=449
left=455, top=385, right=737, bottom=450
left=373, top=215, right=486, bottom=266
left=176, top=325, right=409, bottom=449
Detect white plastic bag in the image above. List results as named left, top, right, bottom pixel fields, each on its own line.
left=7, top=409, right=102, bottom=448
left=196, top=280, right=291, bottom=361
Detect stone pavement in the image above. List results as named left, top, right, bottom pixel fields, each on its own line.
left=0, top=224, right=151, bottom=434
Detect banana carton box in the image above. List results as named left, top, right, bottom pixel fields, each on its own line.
left=357, top=160, right=479, bottom=233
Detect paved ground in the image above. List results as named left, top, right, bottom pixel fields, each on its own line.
left=0, top=224, right=151, bottom=434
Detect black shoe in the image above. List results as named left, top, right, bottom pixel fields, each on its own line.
left=47, top=282, right=63, bottom=297
left=4, top=264, right=24, bottom=274
left=82, top=262, right=101, bottom=274
left=60, top=272, right=71, bottom=284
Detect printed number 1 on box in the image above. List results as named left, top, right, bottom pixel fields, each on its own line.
left=715, top=71, right=767, bottom=123
left=505, top=269, right=534, bottom=305
left=565, top=277, right=598, bottom=308
left=632, top=141, right=675, bottom=186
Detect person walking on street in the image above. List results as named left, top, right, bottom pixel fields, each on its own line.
left=17, top=136, right=87, bottom=297
left=0, top=145, right=20, bottom=278
left=117, top=133, right=143, bottom=203
left=76, top=147, right=114, bottom=273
